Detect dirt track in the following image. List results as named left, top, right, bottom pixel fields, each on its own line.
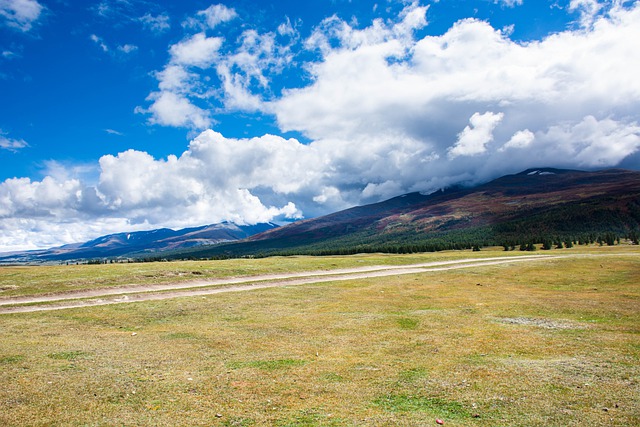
left=0, top=255, right=564, bottom=314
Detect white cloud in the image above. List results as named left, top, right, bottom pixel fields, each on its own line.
left=90, top=34, right=109, bottom=52
left=91, top=2, right=171, bottom=34
left=142, top=91, right=211, bottom=129
left=93, top=1, right=111, bottom=18
left=185, top=130, right=320, bottom=198
left=569, top=0, right=604, bottom=27
left=0, top=218, right=135, bottom=252
left=140, top=31, right=223, bottom=128
left=212, top=28, right=296, bottom=112
left=362, top=180, right=404, bottom=200
left=0, top=132, right=312, bottom=250
left=2, top=49, right=18, bottom=58
left=500, top=129, right=535, bottom=151
left=118, top=44, right=138, bottom=54
left=91, top=35, right=140, bottom=57
left=539, top=116, right=640, bottom=167
left=89, top=130, right=312, bottom=223
left=231, top=30, right=283, bottom=87
left=448, top=112, right=504, bottom=159
left=278, top=18, right=296, bottom=37
left=0, top=132, right=28, bottom=151
left=494, top=0, right=524, bottom=7
left=264, top=1, right=640, bottom=201
left=305, top=2, right=427, bottom=57
left=183, top=4, right=238, bottom=30
left=155, top=65, right=198, bottom=92
left=140, top=30, right=229, bottom=128
left=0, top=176, right=83, bottom=220
left=169, top=33, right=223, bottom=68
left=273, top=3, right=640, bottom=169
left=0, top=0, right=43, bottom=31
left=141, top=6, right=299, bottom=127
left=139, top=13, right=170, bottom=33
left=216, top=63, right=265, bottom=112
left=196, top=4, right=238, bottom=29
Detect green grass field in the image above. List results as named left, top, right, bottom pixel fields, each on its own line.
left=1, top=246, right=639, bottom=426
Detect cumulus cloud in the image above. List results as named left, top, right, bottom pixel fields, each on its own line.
left=139, top=32, right=225, bottom=129
left=169, top=33, right=223, bottom=68
left=0, top=0, right=43, bottom=31
left=214, top=28, right=296, bottom=112
left=216, top=63, right=265, bottom=112
left=155, top=65, right=198, bottom=92
left=143, top=91, right=211, bottom=129
left=448, top=112, right=504, bottom=159
left=539, top=116, right=640, bottom=167
left=272, top=1, right=640, bottom=185
left=193, top=4, right=238, bottom=29
left=0, top=132, right=309, bottom=250
left=140, top=5, right=298, bottom=127
left=500, top=129, right=535, bottom=151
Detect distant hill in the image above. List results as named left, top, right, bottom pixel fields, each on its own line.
left=172, top=168, right=640, bottom=258
left=4, top=168, right=639, bottom=263
left=0, top=222, right=278, bottom=263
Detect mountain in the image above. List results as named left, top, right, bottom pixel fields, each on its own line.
left=173, top=168, right=640, bottom=258
left=4, top=168, right=639, bottom=263
left=0, top=222, right=278, bottom=263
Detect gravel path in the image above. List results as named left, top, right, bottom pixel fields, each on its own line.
left=0, top=254, right=563, bottom=314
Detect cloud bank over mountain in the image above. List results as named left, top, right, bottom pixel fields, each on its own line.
left=1, top=1, right=640, bottom=251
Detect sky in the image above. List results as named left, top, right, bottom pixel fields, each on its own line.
left=1, top=0, right=639, bottom=252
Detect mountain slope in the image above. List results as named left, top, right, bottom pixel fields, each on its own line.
left=177, top=168, right=640, bottom=258
left=0, top=222, right=278, bottom=263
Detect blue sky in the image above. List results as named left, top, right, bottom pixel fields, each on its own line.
left=1, top=0, right=639, bottom=251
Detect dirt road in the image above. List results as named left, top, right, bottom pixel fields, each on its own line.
left=0, top=254, right=564, bottom=314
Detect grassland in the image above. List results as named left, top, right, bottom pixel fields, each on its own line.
left=0, top=246, right=638, bottom=426
left=0, top=250, right=559, bottom=298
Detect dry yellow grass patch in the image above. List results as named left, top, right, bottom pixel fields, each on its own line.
left=0, top=247, right=638, bottom=426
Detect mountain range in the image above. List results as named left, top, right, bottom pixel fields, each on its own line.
left=2, top=168, right=639, bottom=263
left=171, top=167, right=640, bottom=258
left=0, top=222, right=277, bottom=264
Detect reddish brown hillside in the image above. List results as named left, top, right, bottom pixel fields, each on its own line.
left=249, top=168, right=640, bottom=246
